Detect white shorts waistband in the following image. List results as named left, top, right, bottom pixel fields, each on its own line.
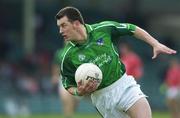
left=92, top=73, right=131, bottom=96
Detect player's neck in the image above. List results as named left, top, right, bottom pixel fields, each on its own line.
left=76, top=25, right=87, bottom=43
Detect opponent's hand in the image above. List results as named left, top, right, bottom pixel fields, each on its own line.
left=77, top=79, right=98, bottom=96
left=152, top=42, right=177, bottom=59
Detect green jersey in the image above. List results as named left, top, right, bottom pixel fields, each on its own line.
left=59, top=21, right=136, bottom=90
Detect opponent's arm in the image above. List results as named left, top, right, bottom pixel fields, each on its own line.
left=133, top=26, right=177, bottom=59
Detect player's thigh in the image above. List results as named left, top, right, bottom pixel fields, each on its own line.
left=127, top=97, right=152, bottom=118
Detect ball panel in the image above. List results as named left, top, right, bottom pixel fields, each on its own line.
left=75, top=63, right=102, bottom=87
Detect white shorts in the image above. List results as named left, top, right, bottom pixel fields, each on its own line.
left=91, top=73, right=146, bottom=118
left=166, top=87, right=180, bottom=99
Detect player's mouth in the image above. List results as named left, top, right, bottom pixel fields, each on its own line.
left=62, top=34, right=68, bottom=39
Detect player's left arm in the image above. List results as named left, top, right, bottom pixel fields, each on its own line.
left=133, top=26, right=177, bottom=59
left=67, top=80, right=98, bottom=96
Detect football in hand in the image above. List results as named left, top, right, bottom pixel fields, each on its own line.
left=75, top=63, right=102, bottom=87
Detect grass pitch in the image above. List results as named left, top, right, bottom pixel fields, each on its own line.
left=0, top=111, right=170, bottom=118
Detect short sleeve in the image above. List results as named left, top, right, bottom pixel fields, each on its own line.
left=110, top=22, right=136, bottom=36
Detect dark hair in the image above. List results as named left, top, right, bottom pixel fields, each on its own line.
left=55, top=6, right=84, bottom=24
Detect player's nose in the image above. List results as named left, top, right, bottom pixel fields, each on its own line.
left=59, top=29, right=62, bottom=34
left=59, top=27, right=64, bottom=34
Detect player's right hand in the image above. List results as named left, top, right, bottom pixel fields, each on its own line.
left=77, top=79, right=98, bottom=96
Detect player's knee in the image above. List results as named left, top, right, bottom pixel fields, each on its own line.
left=127, top=97, right=152, bottom=118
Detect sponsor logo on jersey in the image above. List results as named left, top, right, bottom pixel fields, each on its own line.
left=96, top=38, right=104, bottom=45
left=78, top=54, right=86, bottom=61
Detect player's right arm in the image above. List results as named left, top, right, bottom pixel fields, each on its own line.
left=67, top=80, right=98, bottom=96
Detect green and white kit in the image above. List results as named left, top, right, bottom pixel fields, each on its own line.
left=58, top=21, right=136, bottom=90
left=56, top=21, right=146, bottom=118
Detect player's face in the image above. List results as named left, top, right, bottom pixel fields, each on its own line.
left=57, top=16, right=78, bottom=41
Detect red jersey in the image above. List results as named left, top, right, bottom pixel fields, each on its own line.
left=121, top=52, right=143, bottom=80
left=165, top=64, right=180, bottom=87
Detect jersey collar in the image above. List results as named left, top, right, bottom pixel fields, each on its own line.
left=69, top=24, right=93, bottom=46
left=85, top=24, right=93, bottom=33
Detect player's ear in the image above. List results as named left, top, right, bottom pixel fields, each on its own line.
left=73, top=20, right=81, bottom=27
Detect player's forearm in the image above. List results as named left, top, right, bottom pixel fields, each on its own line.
left=67, top=87, right=79, bottom=96
left=67, top=83, right=96, bottom=96
left=133, top=26, right=159, bottom=47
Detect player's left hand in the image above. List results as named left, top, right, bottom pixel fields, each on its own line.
left=152, top=42, right=177, bottom=59
left=77, top=79, right=98, bottom=96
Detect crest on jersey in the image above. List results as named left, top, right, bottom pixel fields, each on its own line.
left=78, top=54, right=86, bottom=61
left=96, top=38, right=104, bottom=45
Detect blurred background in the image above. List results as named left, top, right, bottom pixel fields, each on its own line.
left=0, top=0, right=180, bottom=118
